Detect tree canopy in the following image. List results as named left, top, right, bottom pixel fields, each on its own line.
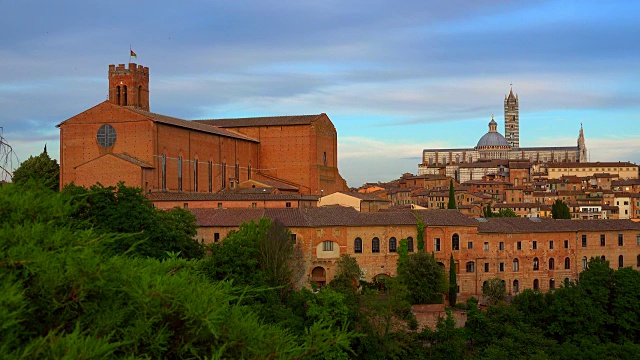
left=11, top=145, right=59, bottom=191
left=552, top=199, right=572, bottom=219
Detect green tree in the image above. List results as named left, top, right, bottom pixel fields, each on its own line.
left=397, top=252, right=446, bottom=304
left=63, top=182, right=204, bottom=259
left=448, top=254, right=457, bottom=306
left=552, top=199, right=571, bottom=219
left=416, top=217, right=425, bottom=251
left=11, top=146, right=59, bottom=191
left=483, top=277, right=507, bottom=305
left=483, top=203, right=493, bottom=217
left=494, top=208, right=518, bottom=217
left=334, top=254, right=363, bottom=287
left=447, top=179, right=457, bottom=209
left=0, top=182, right=357, bottom=358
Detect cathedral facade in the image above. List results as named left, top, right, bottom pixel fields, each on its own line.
left=418, top=89, right=587, bottom=178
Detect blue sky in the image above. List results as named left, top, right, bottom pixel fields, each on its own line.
left=2, top=0, right=640, bottom=187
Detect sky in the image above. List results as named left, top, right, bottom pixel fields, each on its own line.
left=2, top=0, right=640, bottom=187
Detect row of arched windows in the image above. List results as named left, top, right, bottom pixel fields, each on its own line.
left=532, top=257, right=570, bottom=271
left=115, top=85, right=143, bottom=107
left=354, top=237, right=414, bottom=254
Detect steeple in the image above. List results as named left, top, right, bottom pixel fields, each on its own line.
left=504, top=86, right=519, bottom=148
left=578, top=123, right=587, bottom=162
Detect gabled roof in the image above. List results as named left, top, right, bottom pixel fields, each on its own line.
left=194, top=114, right=326, bottom=128
left=192, top=207, right=478, bottom=228
left=477, top=217, right=640, bottom=233
left=148, top=191, right=319, bottom=202
left=73, top=152, right=154, bottom=169
left=124, top=107, right=259, bottom=142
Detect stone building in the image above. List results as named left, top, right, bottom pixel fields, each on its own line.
left=193, top=206, right=640, bottom=300
left=58, top=63, right=347, bottom=196
left=419, top=89, right=587, bottom=182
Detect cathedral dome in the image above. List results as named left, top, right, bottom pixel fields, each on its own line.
left=477, top=132, right=509, bottom=148
left=476, top=117, right=509, bottom=148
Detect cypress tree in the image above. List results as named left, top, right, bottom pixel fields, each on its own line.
left=449, top=254, right=457, bottom=306
left=447, top=179, right=457, bottom=209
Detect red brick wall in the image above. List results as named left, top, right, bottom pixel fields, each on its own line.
left=196, top=222, right=640, bottom=300
left=219, top=115, right=347, bottom=195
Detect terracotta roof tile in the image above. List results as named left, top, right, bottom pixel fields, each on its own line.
left=477, top=218, right=640, bottom=233
left=148, top=191, right=318, bottom=202
left=124, top=107, right=258, bottom=142
left=194, top=114, right=325, bottom=128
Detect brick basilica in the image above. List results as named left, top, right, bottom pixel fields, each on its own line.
left=58, top=63, right=347, bottom=196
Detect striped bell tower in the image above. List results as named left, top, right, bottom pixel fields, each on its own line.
left=504, top=87, right=519, bottom=148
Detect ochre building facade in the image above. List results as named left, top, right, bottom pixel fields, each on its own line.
left=58, top=63, right=347, bottom=195
left=193, top=207, right=640, bottom=301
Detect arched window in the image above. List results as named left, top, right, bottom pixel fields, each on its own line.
left=372, top=237, right=380, bottom=253
left=513, top=258, right=519, bottom=272
left=407, top=237, right=414, bottom=252
left=222, top=161, right=227, bottom=188
left=533, top=279, right=539, bottom=291
left=601, top=255, right=606, bottom=261
left=161, top=154, right=167, bottom=191
left=123, top=85, right=128, bottom=106
left=564, top=257, right=570, bottom=269
left=208, top=160, right=213, bottom=193
left=116, top=86, right=121, bottom=105
left=354, top=238, right=362, bottom=253
left=549, top=258, right=555, bottom=270
left=549, top=278, right=555, bottom=290
left=177, top=156, right=183, bottom=191
left=389, top=237, right=397, bottom=252
left=193, top=158, right=199, bottom=192
left=533, top=257, right=539, bottom=271
left=618, top=255, right=624, bottom=268
left=637, top=254, right=640, bottom=267
left=466, top=261, right=475, bottom=273
left=452, top=234, right=460, bottom=251
left=513, top=279, right=519, bottom=293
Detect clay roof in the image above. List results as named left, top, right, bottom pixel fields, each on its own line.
left=509, top=162, right=532, bottom=169
left=477, top=218, right=640, bottom=233
left=612, top=179, right=640, bottom=186
left=246, top=179, right=299, bottom=191
left=124, top=107, right=259, bottom=142
left=194, top=114, right=325, bottom=128
left=547, top=161, right=638, bottom=169
left=112, top=153, right=154, bottom=168
left=192, top=207, right=477, bottom=228
left=148, top=191, right=319, bottom=202
left=335, top=191, right=391, bottom=202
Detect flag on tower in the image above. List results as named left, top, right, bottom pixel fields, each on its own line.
left=130, top=49, right=137, bottom=58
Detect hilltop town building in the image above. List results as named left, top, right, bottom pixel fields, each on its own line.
left=419, top=89, right=587, bottom=181
left=193, top=206, right=640, bottom=300
left=58, top=63, right=347, bottom=195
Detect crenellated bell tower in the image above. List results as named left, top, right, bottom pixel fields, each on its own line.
left=504, top=87, right=519, bottom=148
left=108, top=63, right=150, bottom=111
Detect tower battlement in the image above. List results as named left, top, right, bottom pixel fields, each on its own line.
left=108, top=63, right=150, bottom=111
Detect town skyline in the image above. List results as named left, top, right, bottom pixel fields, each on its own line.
left=3, top=1, right=640, bottom=187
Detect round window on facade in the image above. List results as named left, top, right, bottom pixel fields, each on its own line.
left=97, top=124, right=117, bottom=147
